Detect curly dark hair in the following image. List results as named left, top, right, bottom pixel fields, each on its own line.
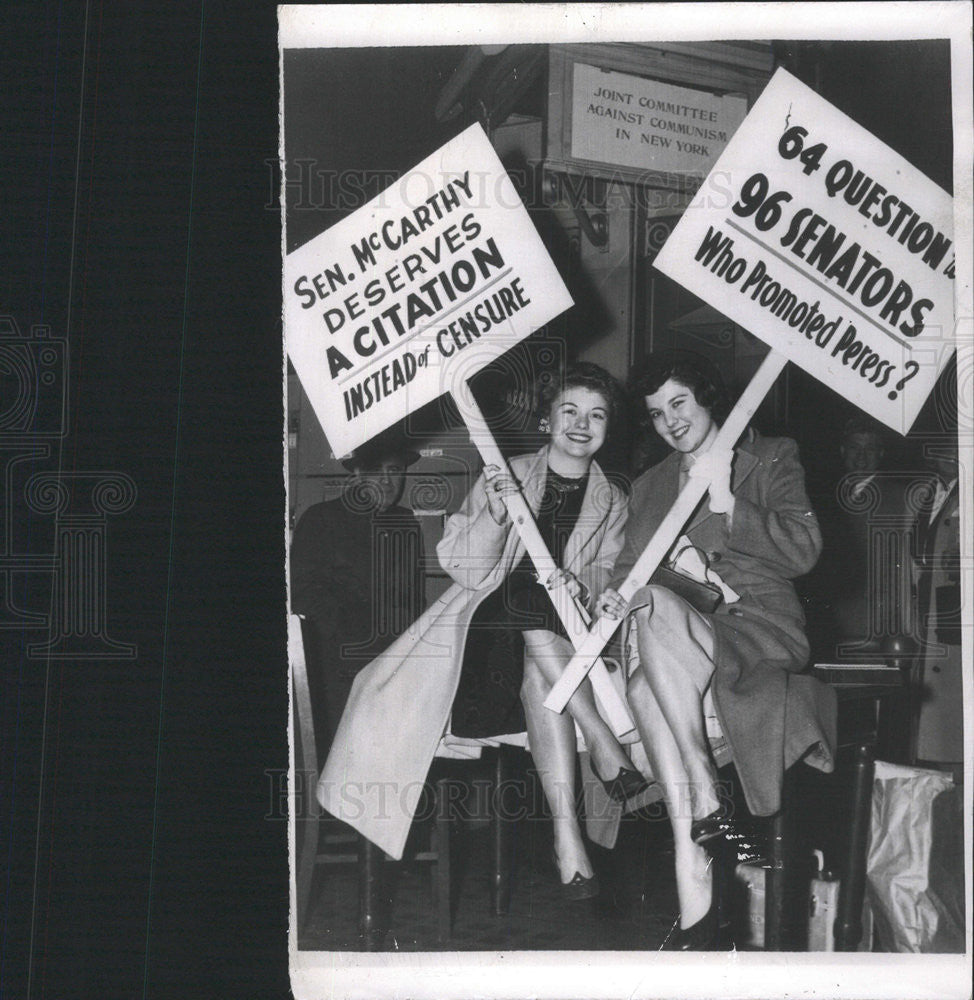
left=628, top=350, right=731, bottom=426
left=537, top=362, right=626, bottom=429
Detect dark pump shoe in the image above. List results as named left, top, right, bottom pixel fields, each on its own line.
left=660, top=905, right=734, bottom=951
left=660, top=860, right=734, bottom=952
left=691, top=807, right=767, bottom=866
left=598, top=765, right=651, bottom=804
left=690, top=805, right=734, bottom=844
left=551, top=851, right=600, bottom=901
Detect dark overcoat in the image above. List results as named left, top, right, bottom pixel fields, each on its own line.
left=612, top=431, right=837, bottom=816
left=913, top=479, right=962, bottom=761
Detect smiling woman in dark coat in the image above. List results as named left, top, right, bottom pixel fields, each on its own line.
left=597, top=351, right=836, bottom=950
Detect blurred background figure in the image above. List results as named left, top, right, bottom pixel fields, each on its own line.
left=840, top=416, right=887, bottom=480
left=802, top=416, right=912, bottom=660
left=912, top=442, right=962, bottom=768
left=290, top=430, right=424, bottom=760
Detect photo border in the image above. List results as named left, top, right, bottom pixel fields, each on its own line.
left=281, top=4, right=973, bottom=997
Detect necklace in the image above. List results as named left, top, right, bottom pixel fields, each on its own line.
left=547, top=469, right=586, bottom=493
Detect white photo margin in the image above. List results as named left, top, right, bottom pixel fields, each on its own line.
left=281, top=5, right=973, bottom=998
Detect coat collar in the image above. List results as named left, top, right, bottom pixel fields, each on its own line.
left=520, top=445, right=607, bottom=501
left=917, top=476, right=959, bottom=563
left=656, top=429, right=761, bottom=532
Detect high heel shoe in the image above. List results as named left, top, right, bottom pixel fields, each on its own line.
left=550, top=850, right=600, bottom=901
left=690, top=805, right=729, bottom=845
left=660, top=860, right=734, bottom=952
left=660, top=906, right=733, bottom=951
left=691, top=807, right=767, bottom=866
left=596, top=765, right=651, bottom=804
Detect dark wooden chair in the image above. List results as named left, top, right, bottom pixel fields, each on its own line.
left=290, top=614, right=512, bottom=946
left=765, top=660, right=916, bottom=951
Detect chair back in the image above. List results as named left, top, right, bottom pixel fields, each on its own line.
left=290, top=614, right=319, bottom=789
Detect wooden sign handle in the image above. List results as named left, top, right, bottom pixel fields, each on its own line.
left=544, top=349, right=789, bottom=714
left=451, top=380, right=633, bottom=737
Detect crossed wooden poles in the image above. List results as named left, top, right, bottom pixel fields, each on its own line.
left=450, top=348, right=788, bottom=727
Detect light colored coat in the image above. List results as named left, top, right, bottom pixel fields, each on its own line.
left=318, top=447, right=628, bottom=858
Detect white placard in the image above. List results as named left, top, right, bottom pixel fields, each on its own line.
left=570, top=62, right=747, bottom=177
left=284, top=122, right=573, bottom=457
left=654, top=67, right=955, bottom=435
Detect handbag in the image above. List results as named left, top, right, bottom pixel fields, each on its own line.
left=648, top=564, right=723, bottom=615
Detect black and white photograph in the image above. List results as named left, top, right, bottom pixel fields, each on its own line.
left=282, top=5, right=971, bottom=999
left=0, top=3, right=969, bottom=999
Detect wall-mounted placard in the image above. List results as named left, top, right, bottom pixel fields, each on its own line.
left=570, top=62, right=747, bottom=177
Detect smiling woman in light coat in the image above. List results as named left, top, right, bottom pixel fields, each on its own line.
left=318, top=364, right=636, bottom=881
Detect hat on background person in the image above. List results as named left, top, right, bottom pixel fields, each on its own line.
left=338, top=427, right=421, bottom=472
left=840, top=414, right=887, bottom=444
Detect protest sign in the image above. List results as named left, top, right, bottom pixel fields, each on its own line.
left=284, top=122, right=573, bottom=459
left=545, top=66, right=957, bottom=713
left=283, top=11, right=970, bottom=999
left=286, top=121, right=632, bottom=734
left=653, top=67, right=956, bottom=435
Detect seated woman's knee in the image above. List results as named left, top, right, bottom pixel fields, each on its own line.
left=520, top=656, right=544, bottom=699
left=633, top=584, right=687, bottom=626
left=634, top=586, right=706, bottom=667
